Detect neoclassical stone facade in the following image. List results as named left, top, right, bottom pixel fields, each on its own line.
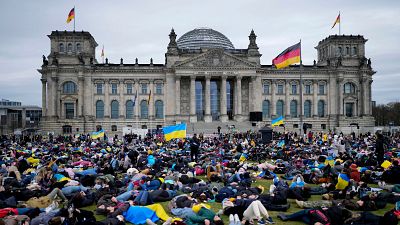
left=39, top=28, right=375, bottom=134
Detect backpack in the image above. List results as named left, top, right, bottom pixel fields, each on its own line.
left=308, top=209, right=330, bottom=225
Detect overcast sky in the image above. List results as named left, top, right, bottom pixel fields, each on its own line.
left=1, top=0, right=399, bottom=106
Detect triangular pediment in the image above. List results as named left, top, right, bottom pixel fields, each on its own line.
left=174, top=49, right=257, bottom=69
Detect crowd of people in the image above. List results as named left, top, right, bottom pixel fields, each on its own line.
left=0, top=129, right=399, bottom=225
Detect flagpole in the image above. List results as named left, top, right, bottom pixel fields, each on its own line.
left=73, top=6, right=76, bottom=31
left=339, top=11, right=341, bottom=35
left=299, top=39, right=304, bottom=136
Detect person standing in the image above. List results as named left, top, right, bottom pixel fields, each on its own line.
left=376, top=133, right=385, bottom=166
left=190, top=134, right=200, bottom=162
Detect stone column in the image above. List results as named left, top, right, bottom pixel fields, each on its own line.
left=78, top=75, right=84, bottom=117
left=204, top=76, right=212, bottom=122
left=22, top=108, right=26, bottom=129
left=148, top=80, right=154, bottom=120
left=220, top=75, right=228, bottom=122
left=338, top=79, right=343, bottom=115
left=104, top=80, right=110, bottom=118
left=234, top=76, right=242, bottom=121
left=83, top=76, right=91, bottom=117
left=53, top=76, right=59, bottom=119
left=253, top=75, right=262, bottom=112
left=134, top=80, right=139, bottom=119
left=189, top=77, right=197, bottom=123
left=313, top=80, right=318, bottom=117
left=329, top=75, right=337, bottom=116
left=119, top=80, right=124, bottom=118
left=41, top=78, right=47, bottom=117
left=285, top=80, right=290, bottom=118
left=175, top=76, right=181, bottom=116
left=271, top=81, right=276, bottom=117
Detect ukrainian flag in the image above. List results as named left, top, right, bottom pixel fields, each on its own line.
left=163, top=124, right=187, bottom=141
left=91, top=129, right=105, bottom=139
left=335, top=173, right=350, bottom=190
left=271, top=116, right=284, bottom=127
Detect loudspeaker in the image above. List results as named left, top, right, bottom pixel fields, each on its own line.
left=252, top=122, right=257, bottom=127
left=249, top=112, right=262, bottom=121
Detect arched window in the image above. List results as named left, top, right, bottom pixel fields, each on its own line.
left=337, top=46, right=342, bottom=56
left=59, top=43, right=65, bottom=52
left=111, top=100, right=119, bottom=119
left=276, top=100, right=284, bottom=117
left=67, top=43, right=73, bottom=52
left=140, top=100, right=148, bottom=119
left=344, top=82, right=356, bottom=94
left=96, top=100, right=104, bottom=119
left=352, top=47, right=358, bottom=55
left=304, top=100, right=312, bottom=118
left=290, top=100, right=298, bottom=118
left=63, top=81, right=77, bottom=94
left=76, top=43, right=81, bottom=52
left=155, top=100, right=164, bottom=119
left=262, top=100, right=270, bottom=119
left=318, top=100, right=325, bottom=117
left=346, top=47, right=350, bottom=55
left=126, top=100, right=134, bottom=119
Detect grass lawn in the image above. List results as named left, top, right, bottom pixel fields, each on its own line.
left=81, top=176, right=394, bottom=225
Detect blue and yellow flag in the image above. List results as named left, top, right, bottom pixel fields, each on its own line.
left=163, top=124, right=186, bottom=141
left=335, top=173, right=350, bottom=190
left=91, top=129, right=105, bottom=139
left=272, top=116, right=284, bottom=127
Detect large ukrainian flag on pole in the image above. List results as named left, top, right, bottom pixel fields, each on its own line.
left=163, top=124, right=187, bottom=141
left=271, top=116, right=284, bottom=127
left=91, top=129, right=105, bottom=139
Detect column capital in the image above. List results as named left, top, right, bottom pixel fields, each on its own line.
left=205, top=74, right=212, bottom=80
left=236, top=75, right=243, bottom=80
left=175, top=75, right=181, bottom=79
left=221, top=75, right=228, bottom=80
left=78, top=76, right=85, bottom=82
left=41, top=78, right=47, bottom=83
left=190, top=76, right=196, bottom=81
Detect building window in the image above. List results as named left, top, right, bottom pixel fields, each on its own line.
left=127, top=83, right=133, bottom=94
left=65, top=103, right=74, bottom=119
left=96, top=83, right=103, bottom=94
left=263, top=83, right=270, bottom=94
left=304, top=100, right=312, bottom=118
left=290, top=100, right=298, bottom=118
left=291, top=84, right=297, bottom=94
left=126, top=100, right=134, bottom=119
left=352, top=47, right=358, bottom=55
left=305, top=84, right=312, bottom=94
left=262, top=100, right=270, bottom=119
left=346, top=47, right=350, bottom=55
left=141, top=83, right=148, bottom=94
left=277, top=84, right=284, bottom=94
left=76, top=43, right=81, bottom=52
left=321, top=124, right=326, bottom=130
left=111, top=125, right=117, bottom=132
left=111, top=100, right=119, bottom=119
left=67, top=43, right=73, bottom=52
left=318, top=84, right=325, bottom=95
left=276, top=100, right=284, bottom=116
left=140, top=100, right=148, bottom=119
left=337, top=46, right=342, bottom=56
left=345, top=102, right=354, bottom=117
left=111, top=83, right=118, bottom=94
left=155, top=100, right=164, bottom=119
left=63, top=81, right=77, bottom=94
left=96, top=100, right=104, bottom=118
left=344, top=82, right=356, bottom=94
left=59, top=43, right=65, bottom=52
left=318, top=100, right=325, bottom=117
left=62, top=125, right=72, bottom=134
left=156, top=83, right=162, bottom=94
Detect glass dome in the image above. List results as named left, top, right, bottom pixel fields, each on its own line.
left=177, top=28, right=235, bottom=50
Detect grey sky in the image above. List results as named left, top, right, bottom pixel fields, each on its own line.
left=0, top=0, right=399, bottom=106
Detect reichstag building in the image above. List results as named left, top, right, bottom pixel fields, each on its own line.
left=39, top=28, right=375, bottom=134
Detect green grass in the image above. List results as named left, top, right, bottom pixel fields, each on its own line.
left=81, top=177, right=394, bottom=225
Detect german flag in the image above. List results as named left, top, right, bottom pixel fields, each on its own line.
left=272, top=42, right=301, bottom=69
left=331, top=13, right=340, bottom=29
left=66, top=7, right=75, bottom=23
